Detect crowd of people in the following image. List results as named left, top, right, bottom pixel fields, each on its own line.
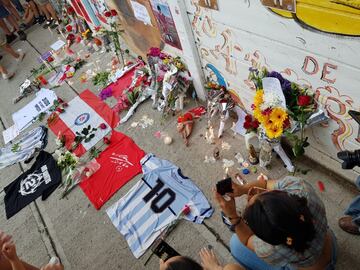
left=0, top=0, right=60, bottom=79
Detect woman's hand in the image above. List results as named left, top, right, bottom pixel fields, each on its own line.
left=228, top=182, right=246, bottom=198
left=2, top=242, right=19, bottom=262
left=213, top=188, right=238, bottom=218
left=0, top=231, right=12, bottom=261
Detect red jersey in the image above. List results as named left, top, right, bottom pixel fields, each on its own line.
left=80, top=131, right=145, bottom=209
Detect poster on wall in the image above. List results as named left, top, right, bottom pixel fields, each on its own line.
left=150, top=0, right=182, bottom=50
left=261, top=0, right=296, bottom=13
left=198, top=0, right=219, bottom=10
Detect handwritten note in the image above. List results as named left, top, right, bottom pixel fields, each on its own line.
left=262, top=77, right=287, bottom=108
left=130, top=1, right=152, bottom=25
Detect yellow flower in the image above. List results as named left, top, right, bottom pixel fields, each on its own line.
left=265, top=125, right=283, bottom=139
left=263, top=115, right=273, bottom=130
left=254, top=108, right=265, bottom=123
left=270, top=108, right=288, bottom=127
left=254, top=90, right=264, bottom=107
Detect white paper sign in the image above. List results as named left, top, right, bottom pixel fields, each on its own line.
left=12, top=89, right=57, bottom=131
left=130, top=1, right=152, bottom=25
left=50, top=40, right=66, bottom=51
left=3, top=125, right=20, bottom=145
left=262, top=77, right=287, bottom=108
left=232, top=106, right=247, bottom=136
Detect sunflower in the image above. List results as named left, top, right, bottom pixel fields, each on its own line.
left=254, top=89, right=264, bottom=107
left=266, top=125, right=283, bottom=139
left=270, top=108, right=288, bottom=127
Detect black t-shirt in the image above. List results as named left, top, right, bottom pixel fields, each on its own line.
left=4, top=151, right=62, bottom=219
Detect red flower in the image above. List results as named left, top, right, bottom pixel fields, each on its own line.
left=110, top=9, right=118, bottom=16
left=298, top=95, right=312, bottom=107
left=56, top=107, right=64, bottom=113
left=99, top=123, right=107, bottom=130
left=47, top=56, right=54, bottom=62
left=94, top=26, right=101, bottom=32
left=65, top=25, right=73, bottom=32
left=252, top=120, right=260, bottom=129
left=67, top=6, right=75, bottom=14
left=182, top=205, right=191, bottom=215
left=67, top=33, right=75, bottom=41
left=245, top=115, right=252, bottom=122
left=103, top=137, right=111, bottom=144
left=104, top=11, right=111, bottom=17
left=243, top=121, right=252, bottom=129
left=262, top=108, right=272, bottom=115
left=57, top=97, right=64, bottom=103
left=62, top=103, right=69, bottom=108
left=283, top=117, right=290, bottom=129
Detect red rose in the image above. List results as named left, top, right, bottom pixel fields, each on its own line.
left=67, top=33, right=75, bottom=41
left=252, top=120, right=259, bottom=129
left=262, top=108, right=272, bottom=115
left=243, top=121, right=252, bottom=129
left=104, top=11, right=111, bottom=17
left=57, top=97, right=64, bottom=103
left=56, top=107, right=64, bottom=113
left=99, top=123, right=107, bottom=130
left=47, top=56, right=54, bottom=62
left=110, top=9, right=118, bottom=16
left=245, top=115, right=252, bottom=122
left=182, top=205, right=191, bottom=215
left=297, top=95, right=311, bottom=107
left=67, top=6, right=75, bottom=14
left=103, top=137, right=111, bottom=144
left=62, top=102, right=69, bottom=108
left=65, top=25, right=73, bottom=32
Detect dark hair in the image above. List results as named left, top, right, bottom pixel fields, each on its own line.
left=165, top=256, right=203, bottom=270
left=243, top=190, right=316, bottom=253
left=157, top=5, right=161, bottom=11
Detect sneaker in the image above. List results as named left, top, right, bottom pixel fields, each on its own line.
left=6, top=33, right=17, bottom=44
left=43, top=19, right=53, bottom=29
left=17, top=30, right=27, bottom=41
left=36, top=16, right=45, bottom=25
left=50, top=20, right=60, bottom=29
left=339, top=216, right=360, bottom=235
left=16, top=50, right=25, bottom=62
left=2, top=72, right=15, bottom=80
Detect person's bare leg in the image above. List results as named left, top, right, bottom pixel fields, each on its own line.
left=0, top=18, right=12, bottom=35
left=5, top=15, right=20, bottom=31
left=39, top=5, right=50, bottom=20
left=2, top=43, right=20, bottom=58
left=45, top=3, right=57, bottom=20
left=1, top=0, right=21, bottom=21
left=29, top=1, right=40, bottom=17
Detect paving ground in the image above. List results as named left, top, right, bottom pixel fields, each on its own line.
left=0, top=25, right=359, bottom=270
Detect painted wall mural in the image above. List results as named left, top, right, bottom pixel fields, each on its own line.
left=262, top=0, right=360, bottom=36
left=185, top=0, right=360, bottom=164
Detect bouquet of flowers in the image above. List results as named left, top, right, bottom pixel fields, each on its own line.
left=249, top=68, right=317, bottom=156
left=252, top=88, right=290, bottom=139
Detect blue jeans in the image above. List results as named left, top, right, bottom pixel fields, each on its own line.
left=230, top=231, right=337, bottom=270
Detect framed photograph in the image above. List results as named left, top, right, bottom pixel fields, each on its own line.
left=198, top=0, right=219, bottom=10
left=261, top=0, right=296, bottom=13
left=150, top=0, right=182, bottom=50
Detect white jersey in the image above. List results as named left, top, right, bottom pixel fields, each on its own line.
left=106, top=154, right=213, bottom=258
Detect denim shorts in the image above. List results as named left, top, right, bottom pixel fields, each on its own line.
left=230, top=230, right=337, bottom=270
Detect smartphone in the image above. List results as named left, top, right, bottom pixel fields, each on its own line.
left=152, top=239, right=180, bottom=262
left=216, top=178, right=233, bottom=195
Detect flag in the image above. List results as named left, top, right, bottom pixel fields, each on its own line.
left=49, top=89, right=119, bottom=156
